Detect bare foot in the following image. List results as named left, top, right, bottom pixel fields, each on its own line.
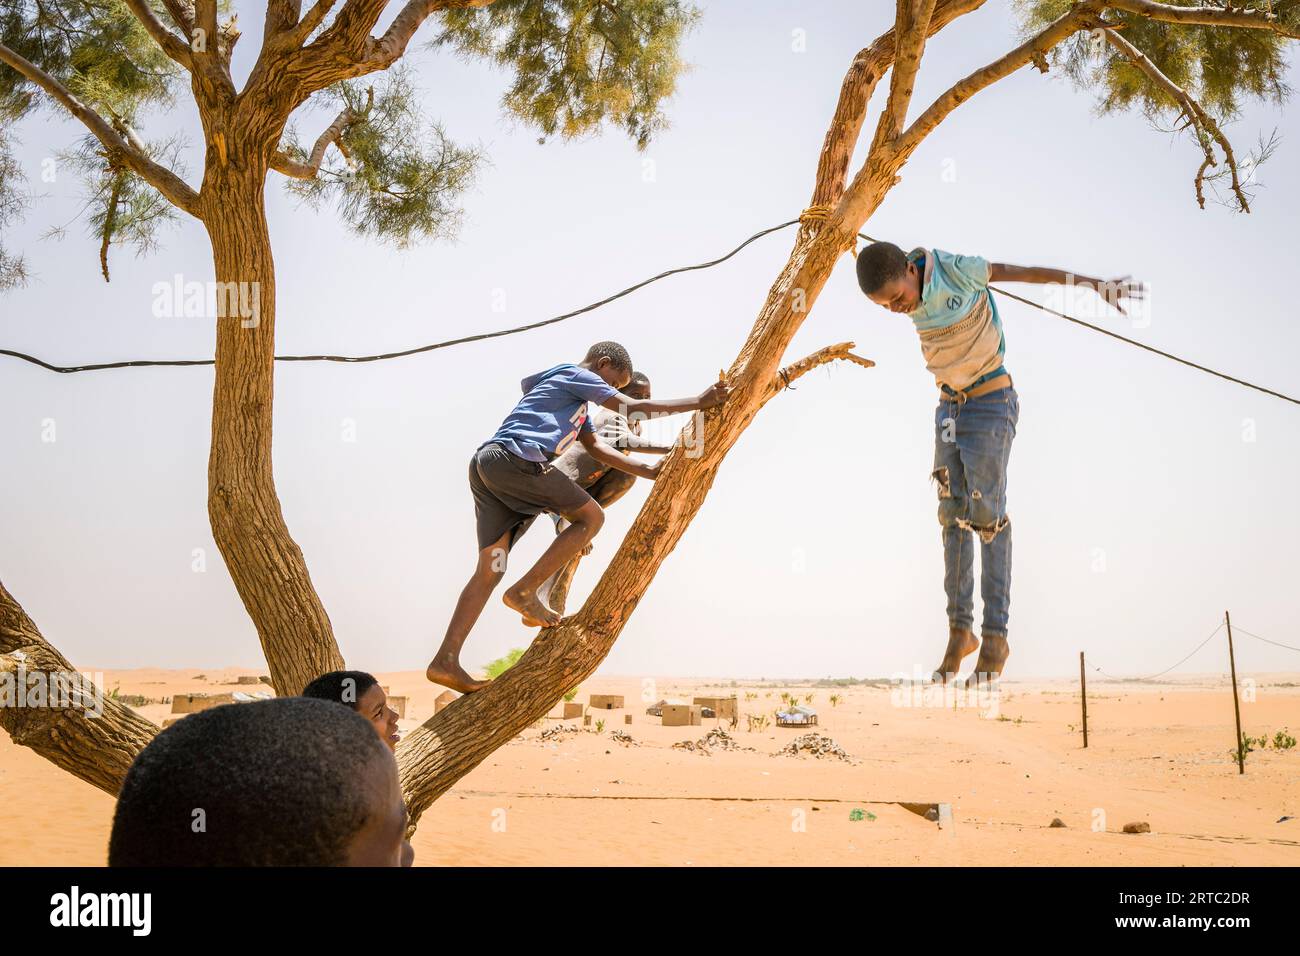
left=502, top=585, right=561, bottom=628
left=967, top=633, right=1010, bottom=684
left=425, top=658, right=491, bottom=694
left=932, top=627, right=979, bottom=683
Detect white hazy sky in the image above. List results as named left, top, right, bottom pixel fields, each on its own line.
left=2, top=1, right=1297, bottom=682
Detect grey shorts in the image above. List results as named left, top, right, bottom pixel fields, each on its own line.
left=469, top=442, right=594, bottom=551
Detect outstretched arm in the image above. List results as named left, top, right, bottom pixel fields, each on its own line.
left=600, top=380, right=729, bottom=417
left=990, top=263, right=1145, bottom=315
left=578, top=430, right=660, bottom=480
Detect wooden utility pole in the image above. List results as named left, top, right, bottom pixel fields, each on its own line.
left=1079, top=651, right=1089, bottom=748
left=1226, top=611, right=1245, bottom=775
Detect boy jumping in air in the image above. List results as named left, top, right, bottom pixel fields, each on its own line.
left=855, top=243, right=1140, bottom=683
left=427, top=341, right=729, bottom=693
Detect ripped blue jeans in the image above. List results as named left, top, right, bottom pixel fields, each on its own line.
left=932, top=386, right=1019, bottom=638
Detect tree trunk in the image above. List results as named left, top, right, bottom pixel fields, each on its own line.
left=201, top=137, right=344, bottom=698
left=1, top=578, right=157, bottom=796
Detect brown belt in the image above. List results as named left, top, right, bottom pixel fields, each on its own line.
left=939, top=373, right=1012, bottom=404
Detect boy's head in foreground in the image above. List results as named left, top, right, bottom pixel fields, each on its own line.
left=302, top=669, right=401, bottom=751
left=109, top=697, right=408, bottom=866
left=581, top=340, right=634, bottom=390
left=856, top=241, right=922, bottom=314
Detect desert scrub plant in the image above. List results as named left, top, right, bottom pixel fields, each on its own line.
left=484, top=648, right=526, bottom=680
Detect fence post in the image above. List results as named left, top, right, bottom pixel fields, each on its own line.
left=1226, top=611, right=1245, bottom=775
left=1079, top=651, right=1088, bottom=748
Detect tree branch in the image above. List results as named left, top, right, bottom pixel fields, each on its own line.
left=271, top=90, right=371, bottom=179
left=1, top=578, right=157, bottom=798
left=871, top=0, right=939, bottom=151
left=120, top=0, right=195, bottom=69
left=0, top=42, right=201, bottom=216
left=1106, top=0, right=1300, bottom=39
left=158, top=0, right=197, bottom=45
left=807, top=0, right=986, bottom=213
left=265, top=0, right=303, bottom=39
left=765, top=342, right=875, bottom=402
left=1103, top=27, right=1251, bottom=211
left=892, top=2, right=1102, bottom=161
left=364, top=0, right=495, bottom=70
left=290, top=0, right=338, bottom=45
left=195, top=0, right=218, bottom=52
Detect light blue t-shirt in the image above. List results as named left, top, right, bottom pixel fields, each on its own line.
left=907, top=248, right=1006, bottom=388
left=483, top=364, right=619, bottom=462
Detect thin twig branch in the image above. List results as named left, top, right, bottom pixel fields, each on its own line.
left=1103, top=27, right=1251, bottom=210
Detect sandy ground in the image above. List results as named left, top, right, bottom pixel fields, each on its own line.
left=2, top=668, right=1298, bottom=866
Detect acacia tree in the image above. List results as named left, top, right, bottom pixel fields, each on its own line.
left=3, top=1, right=1297, bottom=833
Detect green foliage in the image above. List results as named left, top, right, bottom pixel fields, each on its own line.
left=1014, top=1, right=1294, bottom=209
left=0, top=0, right=180, bottom=120
left=282, top=68, right=482, bottom=248
left=0, top=127, right=27, bottom=289
left=483, top=647, right=527, bottom=679
left=1, top=0, right=184, bottom=280
left=436, top=0, right=699, bottom=149
left=55, top=132, right=184, bottom=270
left=1015, top=1, right=1293, bottom=120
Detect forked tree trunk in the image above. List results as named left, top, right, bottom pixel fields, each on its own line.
left=200, top=128, right=345, bottom=698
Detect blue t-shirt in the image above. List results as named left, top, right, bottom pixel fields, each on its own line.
left=483, top=364, right=619, bottom=462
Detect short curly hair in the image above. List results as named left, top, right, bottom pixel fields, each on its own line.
left=856, top=241, right=910, bottom=296
left=583, top=340, right=633, bottom=375
left=109, top=697, right=392, bottom=866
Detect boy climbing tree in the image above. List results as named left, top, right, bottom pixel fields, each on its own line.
left=427, top=342, right=728, bottom=693
left=855, top=243, right=1143, bottom=683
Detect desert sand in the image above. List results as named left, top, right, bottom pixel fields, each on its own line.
left=2, top=667, right=1297, bottom=866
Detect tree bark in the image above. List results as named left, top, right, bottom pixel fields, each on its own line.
left=0, top=578, right=157, bottom=796
left=200, top=122, right=345, bottom=698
